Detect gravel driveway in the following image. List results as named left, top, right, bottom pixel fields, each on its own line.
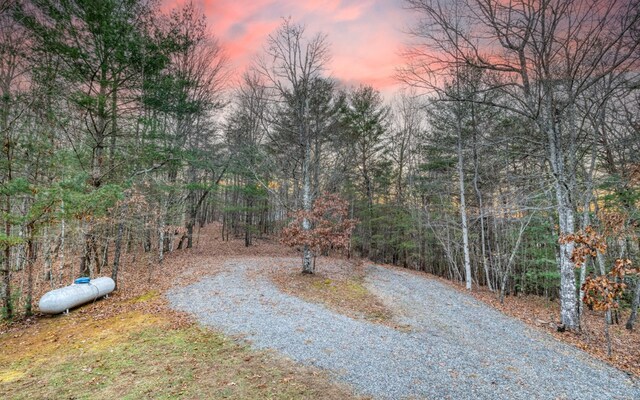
left=166, top=260, right=639, bottom=399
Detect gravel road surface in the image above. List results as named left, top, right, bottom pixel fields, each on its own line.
left=166, top=260, right=639, bottom=399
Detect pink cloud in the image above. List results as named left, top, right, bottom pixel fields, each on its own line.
left=223, top=20, right=280, bottom=59
left=163, top=0, right=409, bottom=94
left=298, top=0, right=342, bottom=13
left=334, top=3, right=370, bottom=22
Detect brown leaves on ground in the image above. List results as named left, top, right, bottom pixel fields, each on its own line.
left=450, top=279, right=640, bottom=378
left=367, top=262, right=640, bottom=378
left=2, top=223, right=298, bottom=334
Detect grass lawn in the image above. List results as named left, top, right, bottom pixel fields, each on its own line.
left=0, top=294, right=361, bottom=400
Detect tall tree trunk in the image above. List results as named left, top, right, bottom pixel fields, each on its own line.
left=363, top=159, right=374, bottom=258
left=578, top=145, right=597, bottom=320
left=300, top=96, right=314, bottom=274
left=555, top=181, right=578, bottom=329
left=58, top=199, right=66, bottom=284
left=79, top=68, right=108, bottom=281
left=302, top=143, right=313, bottom=274
left=457, top=110, right=472, bottom=290
left=108, top=77, right=118, bottom=175
left=112, top=200, right=128, bottom=290
left=545, top=93, right=578, bottom=330
left=625, top=278, right=640, bottom=330
left=143, top=217, right=151, bottom=253
left=24, top=225, right=36, bottom=316
left=245, top=192, right=253, bottom=247
left=471, top=111, right=491, bottom=290
left=158, top=197, right=169, bottom=264
left=0, top=246, right=9, bottom=320
left=79, top=229, right=92, bottom=277
left=1, top=97, right=12, bottom=318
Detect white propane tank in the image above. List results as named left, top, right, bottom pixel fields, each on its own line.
left=38, top=277, right=115, bottom=314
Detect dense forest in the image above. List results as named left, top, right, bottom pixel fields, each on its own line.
left=0, top=0, right=639, bottom=336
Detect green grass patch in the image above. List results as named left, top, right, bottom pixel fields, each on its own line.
left=0, top=309, right=360, bottom=399
left=273, top=272, right=393, bottom=325
left=128, top=290, right=160, bottom=303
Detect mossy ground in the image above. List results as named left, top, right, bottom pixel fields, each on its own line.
left=306, top=276, right=392, bottom=322
left=0, top=295, right=361, bottom=400
left=270, top=261, right=394, bottom=325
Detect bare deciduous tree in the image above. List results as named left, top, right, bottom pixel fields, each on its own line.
left=401, top=0, right=640, bottom=330
left=256, top=19, right=331, bottom=274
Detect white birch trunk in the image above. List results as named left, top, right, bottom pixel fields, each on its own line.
left=555, top=180, right=578, bottom=329
left=158, top=198, right=168, bottom=264
left=301, top=98, right=314, bottom=274
left=457, top=118, right=472, bottom=290
left=58, top=199, right=66, bottom=285
left=301, top=138, right=313, bottom=273
left=543, top=89, right=578, bottom=330
left=578, top=144, right=597, bottom=319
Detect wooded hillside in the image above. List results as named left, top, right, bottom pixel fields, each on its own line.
left=1, top=0, right=639, bottom=337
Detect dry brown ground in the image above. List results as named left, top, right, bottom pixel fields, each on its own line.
left=465, top=283, right=640, bottom=378
left=7, top=223, right=300, bottom=325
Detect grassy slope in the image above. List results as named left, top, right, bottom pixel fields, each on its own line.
left=0, top=293, right=360, bottom=399
left=0, top=226, right=363, bottom=399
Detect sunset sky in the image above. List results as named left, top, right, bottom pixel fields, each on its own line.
left=165, top=0, right=411, bottom=97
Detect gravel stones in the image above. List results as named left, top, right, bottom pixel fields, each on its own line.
left=167, top=260, right=639, bottom=399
